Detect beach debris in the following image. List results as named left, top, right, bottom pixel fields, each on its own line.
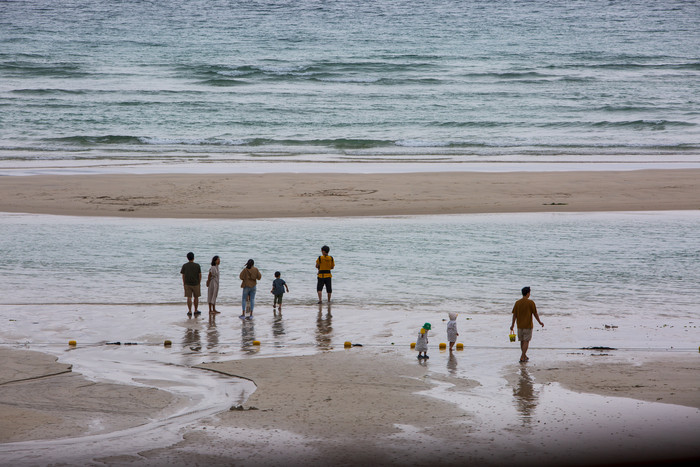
left=582, top=346, right=616, bottom=350
left=456, top=343, right=464, bottom=350
left=410, top=342, right=416, bottom=349
left=604, top=324, right=618, bottom=329
left=543, top=202, right=568, bottom=206
left=253, top=340, right=261, bottom=346
left=164, top=340, right=172, bottom=347
left=352, top=343, right=363, bottom=347
left=230, top=405, right=258, bottom=411
left=344, top=341, right=352, bottom=348
left=439, top=343, right=447, bottom=349
left=68, top=340, right=76, bottom=346
left=124, top=342, right=138, bottom=345
left=189, top=346, right=201, bottom=351
left=106, top=341, right=121, bottom=345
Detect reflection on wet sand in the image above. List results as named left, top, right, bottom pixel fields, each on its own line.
left=272, top=312, right=285, bottom=342
left=315, top=304, right=333, bottom=350
left=181, top=325, right=202, bottom=366
left=512, top=365, right=539, bottom=425
left=447, top=352, right=458, bottom=375
left=241, top=319, right=256, bottom=354
left=206, top=314, right=219, bottom=350
left=183, top=327, right=201, bottom=352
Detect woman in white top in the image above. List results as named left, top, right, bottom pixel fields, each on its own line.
left=207, top=255, right=220, bottom=314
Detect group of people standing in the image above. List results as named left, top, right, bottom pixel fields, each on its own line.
left=179, top=245, right=335, bottom=319
left=183, top=247, right=542, bottom=363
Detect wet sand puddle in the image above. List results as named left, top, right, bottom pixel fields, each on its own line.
left=1, top=300, right=698, bottom=464
left=0, top=345, right=254, bottom=465
left=415, top=348, right=700, bottom=465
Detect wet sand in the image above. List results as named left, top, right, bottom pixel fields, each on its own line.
left=0, top=348, right=182, bottom=443
left=1, top=344, right=698, bottom=466
left=531, top=358, right=700, bottom=409
left=1, top=169, right=700, bottom=218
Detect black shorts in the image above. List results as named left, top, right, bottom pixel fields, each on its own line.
left=317, top=277, right=332, bottom=293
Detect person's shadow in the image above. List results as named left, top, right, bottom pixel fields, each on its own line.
left=315, top=304, right=333, bottom=350
left=512, top=365, right=539, bottom=425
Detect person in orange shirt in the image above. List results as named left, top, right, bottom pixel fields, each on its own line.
left=510, top=286, right=544, bottom=362
left=315, top=245, right=334, bottom=304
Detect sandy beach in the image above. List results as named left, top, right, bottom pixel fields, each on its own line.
left=4, top=0, right=700, bottom=462
left=0, top=348, right=182, bottom=444
left=1, top=169, right=699, bottom=218
left=1, top=346, right=698, bottom=466
left=1, top=168, right=700, bottom=465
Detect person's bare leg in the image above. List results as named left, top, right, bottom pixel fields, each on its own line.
left=317, top=290, right=323, bottom=304
left=187, top=297, right=192, bottom=313
left=193, top=296, right=199, bottom=313
left=327, top=292, right=332, bottom=302
left=520, top=340, right=530, bottom=361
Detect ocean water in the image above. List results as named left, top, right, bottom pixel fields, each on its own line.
left=1, top=0, right=699, bottom=172
left=1, top=211, right=699, bottom=320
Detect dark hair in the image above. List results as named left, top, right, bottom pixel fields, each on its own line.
left=522, top=286, right=531, bottom=296
left=187, top=252, right=195, bottom=261
left=321, top=245, right=330, bottom=253
left=274, top=271, right=281, bottom=277
left=246, top=259, right=255, bottom=269
left=211, top=255, right=219, bottom=266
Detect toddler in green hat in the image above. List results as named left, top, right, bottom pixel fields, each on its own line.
left=416, top=323, right=431, bottom=359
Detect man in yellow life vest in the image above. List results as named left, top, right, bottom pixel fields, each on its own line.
left=316, top=245, right=335, bottom=304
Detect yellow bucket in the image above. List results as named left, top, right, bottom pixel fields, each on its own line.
left=509, top=332, right=516, bottom=342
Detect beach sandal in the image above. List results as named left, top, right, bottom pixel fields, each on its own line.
left=239, top=315, right=245, bottom=320
left=187, top=312, right=192, bottom=317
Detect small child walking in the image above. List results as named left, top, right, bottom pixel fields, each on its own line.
left=447, top=312, right=459, bottom=351
left=416, top=322, right=431, bottom=359
left=270, top=271, right=289, bottom=311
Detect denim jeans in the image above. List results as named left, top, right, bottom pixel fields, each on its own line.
left=242, top=286, right=257, bottom=312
